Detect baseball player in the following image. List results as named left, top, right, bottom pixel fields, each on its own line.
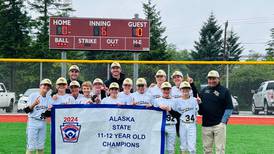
left=171, top=71, right=198, bottom=98
left=147, top=69, right=167, bottom=100
left=118, top=78, right=134, bottom=105
left=173, top=81, right=199, bottom=154
left=67, top=65, right=83, bottom=93
left=69, top=81, right=84, bottom=104
left=80, top=81, right=93, bottom=104
left=91, top=78, right=106, bottom=104
left=154, top=82, right=177, bottom=154
left=24, top=79, right=52, bottom=154
left=51, top=77, right=75, bottom=105
left=101, top=82, right=125, bottom=105
left=131, top=78, right=152, bottom=107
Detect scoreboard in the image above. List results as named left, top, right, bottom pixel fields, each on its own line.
left=49, top=17, right=150, bottom=51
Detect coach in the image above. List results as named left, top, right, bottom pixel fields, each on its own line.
left=199, top=70, right=233, bottom=154
left=104, top=62, right=126, bottom=92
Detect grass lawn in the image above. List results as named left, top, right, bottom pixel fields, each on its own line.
left=0, top=123, right=274, bottom=154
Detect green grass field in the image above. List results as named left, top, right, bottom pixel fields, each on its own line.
left=0, top=123, right=273, bottom=154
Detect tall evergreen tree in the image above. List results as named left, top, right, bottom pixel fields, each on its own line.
left=190, top=13, right=224, bottom=84
left=0, top=0, right=32, bottom=91
left=266, top=28, right=274, bottom=60
left=138, top=0, right=172, bottom=84
left=140, top=0, right=171, bottom=60
left=224, top=29, right=243, bottom=61
left=191, top=13, right=223, bottom=60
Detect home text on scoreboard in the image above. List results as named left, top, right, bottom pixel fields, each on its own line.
left=49, top=17, right=150, bottom=51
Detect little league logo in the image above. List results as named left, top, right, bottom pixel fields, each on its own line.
left=60, top=122, right=81, bottom=143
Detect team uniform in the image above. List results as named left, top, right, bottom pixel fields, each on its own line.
left=147, top=85, right=162, bottom=101
left=79, top=96, right=92, bottom=104
left=51, top=94, right=75, bottom=105
left=26, top=92, right=52, bottom=151
left=71, top=94, right=85, bottom=104
left=131, top=91, right=152, bottom=106
left=154, top=97, right=177, bottom=154
left=118, top=92, right=133, bottom=105
left=173, top=97, right=199, bottom=154
left=101, top=97, right=125, bottom=105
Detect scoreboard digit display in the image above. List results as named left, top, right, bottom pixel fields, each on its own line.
left=49, top=17, right=150, bottom=51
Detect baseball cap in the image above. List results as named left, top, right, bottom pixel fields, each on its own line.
left=111, top=62, right=121, bottom=68
left=93, top=78, right=103, bottom=84
left=40, top=79, right=52, bottom=86
left=109, top=82, right=119, bottom=89
left=136, top=78, right=147, bottom=85
left=123, top=78, right=133, bottom=85
left=56, top=77, right=67, bottom=85
left=161, top=82, right=172, bottom=89
left=179, top=81, right=191, bottom=89
left=171, top=71, right=183, bottom=78
left=69, top=65, right=80, bottom=72
left=69, top=81, right=80, bottom=87
left=155, top=69, right=166, bottom=77
left=207, top=70, right=220, bottom=78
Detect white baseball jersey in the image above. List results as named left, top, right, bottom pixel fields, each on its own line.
left=51, top=94, right=75, bottom=105
left=154, top=97, right=177, bottom=125
left=147, top=85, right=162, bottom=100
left=27, top=92, right=52, bottom=120
left=71, top=94, right=85, bottom=104
left=118, top=92, right=133, bottom=105
left=131, top=91, right=152, bottom=106
left=79, top=96, right=92, bottom=104
left=173, top=97, right=199, bottom=123
left=101, top=97, right=124, bottom=105
left=171, top=86, right=194, bottom=98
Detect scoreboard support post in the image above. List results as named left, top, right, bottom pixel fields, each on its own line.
left=133, top=14, right=140, bottom=90
left=61, top=51, right=67, bottom=77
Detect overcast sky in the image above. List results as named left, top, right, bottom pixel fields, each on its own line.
left=71, top=0, right=274, bottom=55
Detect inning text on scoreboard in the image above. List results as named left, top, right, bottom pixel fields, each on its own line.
left=49, top=17, right=150, bottom=51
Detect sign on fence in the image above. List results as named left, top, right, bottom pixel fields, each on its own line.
left=51, top=104, right=166, bottom=154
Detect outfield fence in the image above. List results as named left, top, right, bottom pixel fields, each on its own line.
left=1, top=58, right=274, bottom=111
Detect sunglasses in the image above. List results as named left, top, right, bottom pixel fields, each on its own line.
left=156, top=75, right=164, bottom=78
left=137, top=85, right=145, bottom=87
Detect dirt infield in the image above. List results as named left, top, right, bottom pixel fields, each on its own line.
left=1, top=114, right=274, bottom=125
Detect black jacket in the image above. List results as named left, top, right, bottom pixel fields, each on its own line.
left=198, top=84, right=233, bottom=127
left=104, top=73, right=126, bottom=92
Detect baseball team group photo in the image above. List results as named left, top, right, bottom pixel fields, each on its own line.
left=1, top=0, right=274, bottom=154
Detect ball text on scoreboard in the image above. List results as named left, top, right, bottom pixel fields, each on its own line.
left=49, top=17, right=150, bottom=51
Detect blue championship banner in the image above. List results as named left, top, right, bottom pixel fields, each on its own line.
left=51, top=104, right=166, bottom=154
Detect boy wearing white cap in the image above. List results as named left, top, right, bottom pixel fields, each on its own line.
left=154, top=82, right=177, bottom=154
left=118, top=78, right=134, bottom=105
left=69, top=81, right=84, bottom=104
left=101, top=82, right=125, bottom=105
left=167, top=81, right=199, bottom=154
left=171, top=71, right=198, bottom=98
left=147, top=69, right=167, bottom=100
left=51, top=77, right=75, bottom=105
left=131, top=78, right=152, bottom=107
left=24, top=79, right=53, bottom=154
left=91, top=78, right=106, bottom=104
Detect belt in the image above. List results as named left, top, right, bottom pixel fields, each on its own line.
left=181, top=120, right=195, bottom=124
